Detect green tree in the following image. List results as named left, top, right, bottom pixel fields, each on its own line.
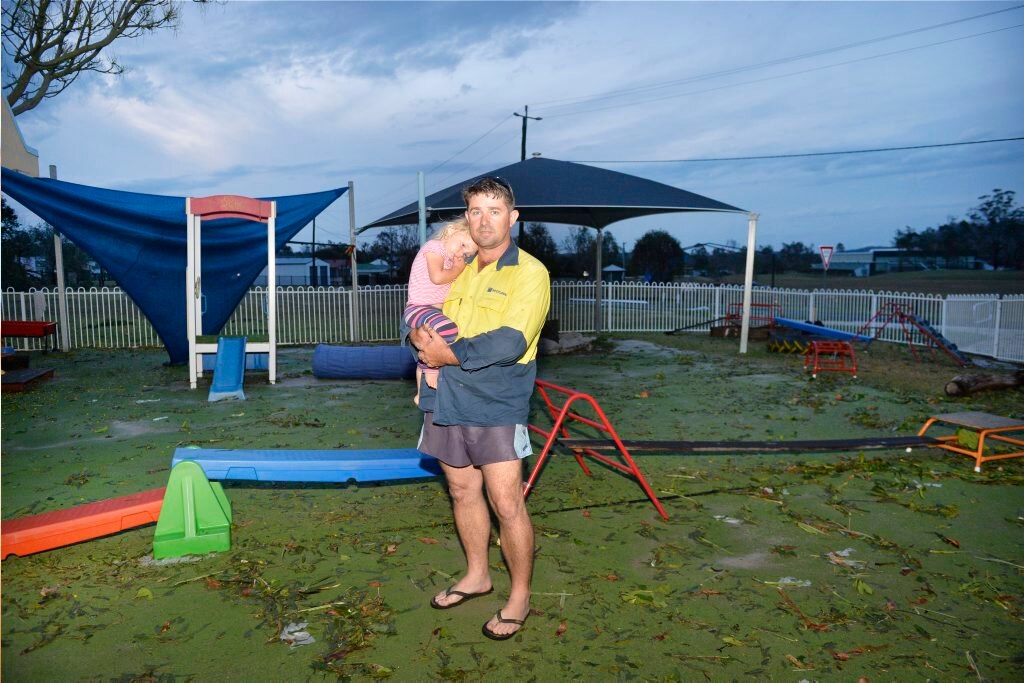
left=777, top=241, right=815, bottom=272
left=557, top=226, right=622, bottom=279
left=632, top=230, right=683, bottom=282
left=559, top=226, right=595, bottom=278
left=893, top=190, right=1023, bottom=270
left=518, top=222, right=558, bottom=272
left=314, top=241, right=353, bottom=260
left=968, top=189, right=1023, bottom=269
left=2, top=199, right=98, bottom=288
left=3, top=0, right=194, bottom=115
left=363, top=225, right=419, bottom=282
left=2, top=198, right=33, bottom=289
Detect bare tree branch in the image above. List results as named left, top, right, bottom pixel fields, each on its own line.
left=2, top=0, right=186, bottom=115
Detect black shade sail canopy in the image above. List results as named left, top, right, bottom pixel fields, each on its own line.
left=361, top=157, right=745, bottom=231
left=361, top=156, right=760, bottom=353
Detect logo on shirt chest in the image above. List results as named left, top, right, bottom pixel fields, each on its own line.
left=485, top=287, right=507, bottom=296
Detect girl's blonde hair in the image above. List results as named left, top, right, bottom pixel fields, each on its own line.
left=430, top=218, right=470, bottom=242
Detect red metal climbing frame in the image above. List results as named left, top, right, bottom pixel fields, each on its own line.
left=526, top=379, right=669, bottom=520
left=803, top=340, right=857, bottom=378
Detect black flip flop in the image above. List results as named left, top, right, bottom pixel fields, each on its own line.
left=481, top=609, right=527, bottom=640
left=430, top=586, right=493, bottom=610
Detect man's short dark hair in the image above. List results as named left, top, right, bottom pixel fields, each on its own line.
left=462, top=176, right=515, bottom=209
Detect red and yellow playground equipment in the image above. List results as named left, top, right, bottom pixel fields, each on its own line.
left=803, top=340, right=857, bottom=379
left=725, top=302, right=782, bottom=329
left=856, top=302, right=970, bottom=367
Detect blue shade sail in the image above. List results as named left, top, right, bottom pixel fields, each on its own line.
left=1, top=168, right=345, bottom=363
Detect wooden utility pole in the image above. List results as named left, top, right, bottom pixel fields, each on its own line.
left=513, top=105, right=541, bottom=242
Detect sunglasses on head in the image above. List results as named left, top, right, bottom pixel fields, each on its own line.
left=483, top=176, right=515, bottom=205
left=486, top=176, right=512, bottom=191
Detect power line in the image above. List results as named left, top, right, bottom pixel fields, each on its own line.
left=425, top=114, right=515, bottom=176
left=535, top=4, right=1024, bottom=111
left=427, top=131, right=520, bottom=194
left=358, top=115, right=516, bottom=216
left=572, top=136, right=1024, bottom=164
left=540, top=23, right=1024, bottom=120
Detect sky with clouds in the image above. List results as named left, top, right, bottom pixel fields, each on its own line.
left=9, top=0, right=1024, bottom=253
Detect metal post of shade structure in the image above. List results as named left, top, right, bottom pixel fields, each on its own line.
left=348, top=180, right=361, bottom=343
left=738, top=212, right=759, bottom=354
left=266, top=201, right=278, bottom=384
left=311, top=217, right=317, bottom=287
left=593, top=227, right=604, bottom=333
left=417, top=172, right=427, bottom=246
left=49, top=165, right=70, bottom=351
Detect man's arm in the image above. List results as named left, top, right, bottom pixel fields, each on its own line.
left=412, top=325, right=458, bottom=367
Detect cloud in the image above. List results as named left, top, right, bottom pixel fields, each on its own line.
left=7, top=1, right=1022, bottom=249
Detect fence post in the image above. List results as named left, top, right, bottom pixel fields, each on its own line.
left=713, top=286, right=721, bottom=321
left=992, top=297, right=1002, bottom=358
left=809, top=291, right=816, bottom=322
left=940, top=297, right=948, bottom=340
left=348, top=180, right=361, bottom=343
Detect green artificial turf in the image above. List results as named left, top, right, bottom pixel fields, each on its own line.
left=2, top=337, right=1021, bottom=680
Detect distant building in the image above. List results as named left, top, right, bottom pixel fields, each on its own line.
left=814, top=247, right=992, bottom=276
left=17, top=256, right=47, bottom=276
left=255, top=257, right=332, bottom=286
left=602, top=264, right=626, bottom=281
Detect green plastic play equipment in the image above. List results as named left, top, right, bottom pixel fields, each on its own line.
left=153, top=460, right=232, bottom=559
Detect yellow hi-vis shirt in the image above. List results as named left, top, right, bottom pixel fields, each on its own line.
left=423, top=241, right=550, bottom=427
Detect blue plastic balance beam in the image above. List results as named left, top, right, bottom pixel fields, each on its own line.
left=171, top=448, right=441, bottom=483
left=773, top=317, right=873, bottom=342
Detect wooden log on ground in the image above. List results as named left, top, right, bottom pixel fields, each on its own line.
left=944, top=370, right=1024, bottom=397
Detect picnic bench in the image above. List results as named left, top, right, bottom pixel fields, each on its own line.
left=918, top=411, right=1024, bottom=472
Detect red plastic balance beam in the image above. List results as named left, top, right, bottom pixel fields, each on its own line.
left=2, top=487, right=165, bottom=559
left=527, top=379, right=669, bottom=520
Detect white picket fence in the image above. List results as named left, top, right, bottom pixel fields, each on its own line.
left=3, top=283, right=1023, bottom=363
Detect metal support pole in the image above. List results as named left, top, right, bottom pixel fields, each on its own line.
left=348, top=181, right=361, bottom=342
left=311, top=217, right=317, bottom=287
left=417, top=172, right=427, bottom=246
left=739, top=212, right=759, bottom=354
left=593, top=227, right=604, bottom=333
left=49, top=165, right=70, bottom=351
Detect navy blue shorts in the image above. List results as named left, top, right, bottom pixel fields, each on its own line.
left=418, top=412, right=532, bottom=468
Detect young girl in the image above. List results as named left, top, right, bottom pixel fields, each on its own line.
left=403, top=219, right=477, bottom=404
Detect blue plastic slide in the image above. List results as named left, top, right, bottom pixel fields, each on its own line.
left=208, top=336, right=247, bottom=402
left=203, top=352, right=267, bottom=372
left=171, top=447, right=441, bottom=482
left=773, top=317, right=873, bottom=342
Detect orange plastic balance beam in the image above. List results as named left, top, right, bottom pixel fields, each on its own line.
left=1, top=487, right=165, bottom=559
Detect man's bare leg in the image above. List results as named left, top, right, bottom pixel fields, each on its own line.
left=481, top=459, right=532, bottom=636
left=431, top=462, right=493, bottom=606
